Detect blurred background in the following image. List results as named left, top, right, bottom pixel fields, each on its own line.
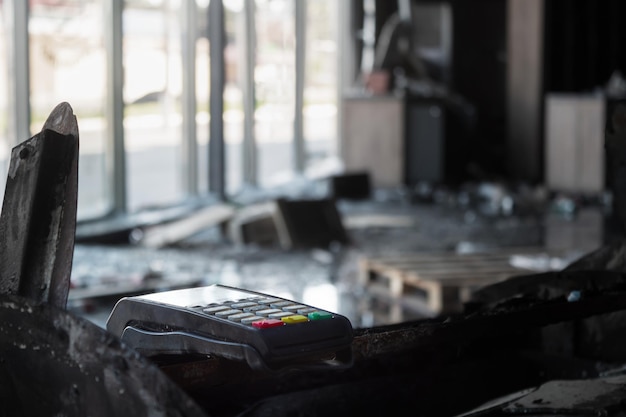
left=1, top=0, right=626, bottom=327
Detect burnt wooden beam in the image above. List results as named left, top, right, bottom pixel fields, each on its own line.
left=0, top=294, right=207, bottom=416
left=149, top=287, right=626, bottom=417
left=157, top=284, right=626, bottom=396
left=0, top=102, right=79, bottom=308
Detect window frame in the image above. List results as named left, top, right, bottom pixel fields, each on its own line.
left=1, top=0, right=348, bottom=224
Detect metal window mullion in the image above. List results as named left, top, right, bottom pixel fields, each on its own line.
left=242, top=0, right=257, bottom=186
left=208, top=0, right=225, bottom=200
left=105, top=0, right=126, bottom=214
left=338, top=0, right=356, bottom=161
left=182, top=0, right=198, bottom=196
left=7, top=0, right=30, bottom=145
left=294, top=0, right=306, bottom=174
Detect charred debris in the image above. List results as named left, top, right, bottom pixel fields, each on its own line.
left=2, top=104, right=626, bottom=416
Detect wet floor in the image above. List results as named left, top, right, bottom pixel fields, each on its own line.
left=69, top=194, right=614, bottom=329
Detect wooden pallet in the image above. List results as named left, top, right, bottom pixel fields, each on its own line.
left=360, top=247, right=565, bottom=315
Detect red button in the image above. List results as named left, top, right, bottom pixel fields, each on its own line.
left=251, top=319, right=284, bottom=329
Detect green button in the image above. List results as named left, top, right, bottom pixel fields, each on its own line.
left=308, top=311, right=332, bottom=320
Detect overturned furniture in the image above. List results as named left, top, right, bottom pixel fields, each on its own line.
left=228, top=197, right=349, bottom=249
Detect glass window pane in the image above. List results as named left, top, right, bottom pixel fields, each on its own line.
left=124, top=0, right=184, bottom=211
left=224, top=0, right=245, bottom=194
left=29, top=0, right=110, bottom=220
left=0, top=4, right=9, bottom=198
left=255, top=0, right=295, bottom=187
left=304, top=0, right=339, bottom=177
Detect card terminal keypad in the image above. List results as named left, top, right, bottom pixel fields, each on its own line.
left=200, top=295, right=334, bottom=328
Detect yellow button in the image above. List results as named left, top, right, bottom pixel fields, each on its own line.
left=281, top=315, right=308, bottom=324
